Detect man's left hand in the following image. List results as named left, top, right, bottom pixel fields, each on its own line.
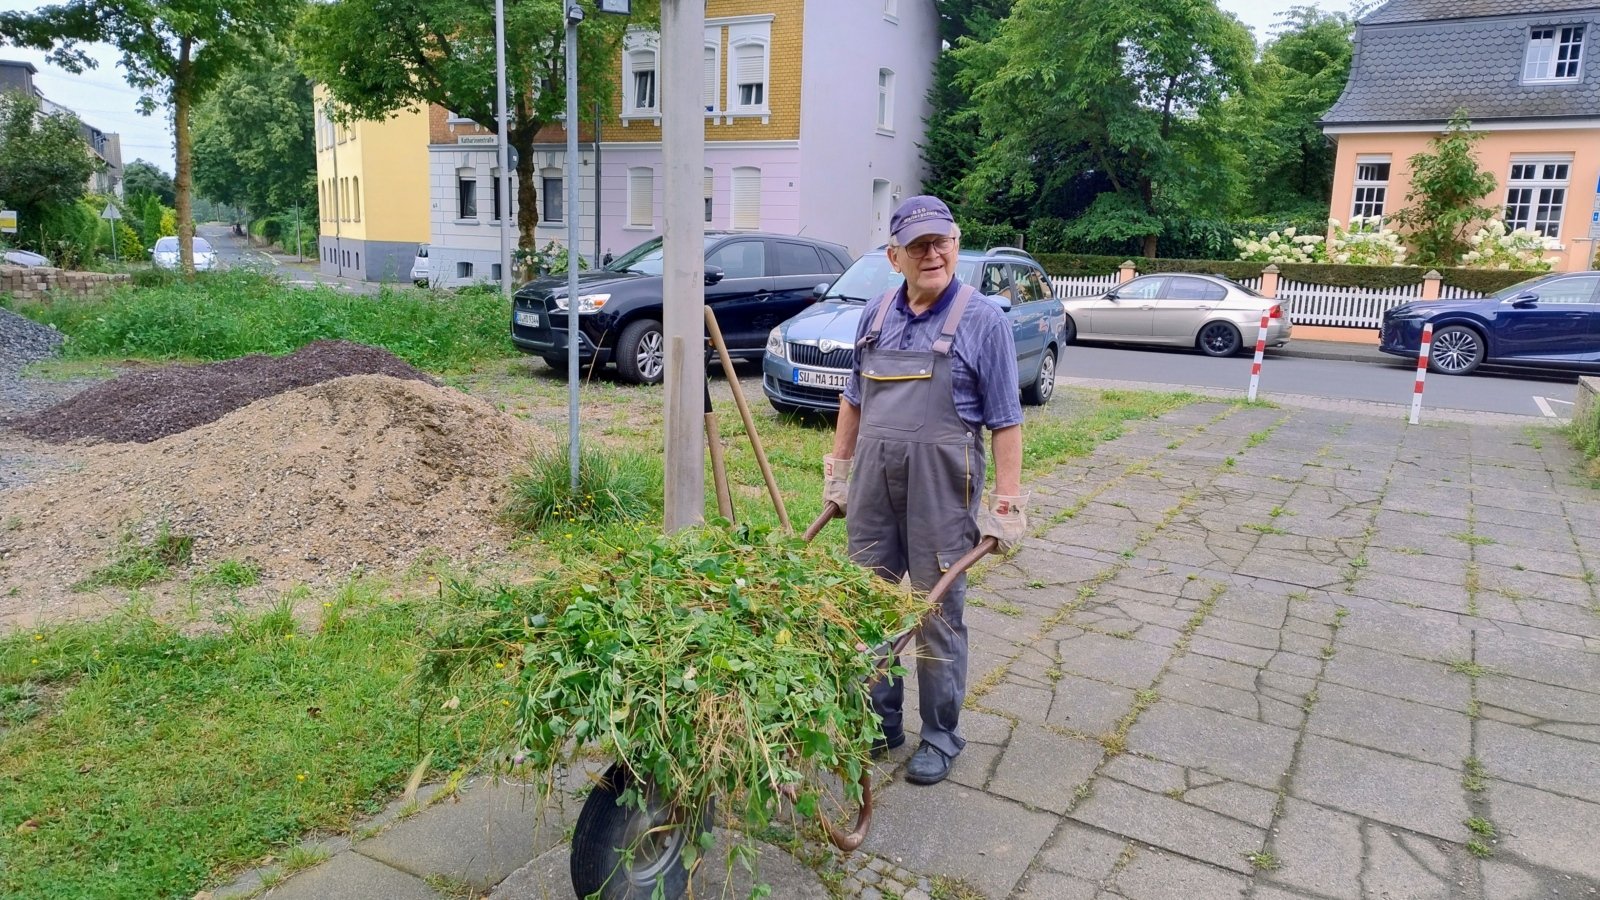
left=979, top=492, right=1029, bottom=553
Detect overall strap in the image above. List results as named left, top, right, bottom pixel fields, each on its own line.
left=930, top=283, right=978, bottom=356
left=860, top=287, right=902, bottom=347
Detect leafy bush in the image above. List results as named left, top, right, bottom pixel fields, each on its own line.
left=14, top=269, right=511, bottom=372
left=1459, top=219, right=1559, bottom=272
left=1327, top=217, right=1408, bottom=267
left=1233, top=227, right=1324, bottom=264
left=1035, top=253, right=1543, bottom=294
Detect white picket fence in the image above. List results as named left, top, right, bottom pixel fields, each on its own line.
left=1048, top=274, right=1487, bottom=329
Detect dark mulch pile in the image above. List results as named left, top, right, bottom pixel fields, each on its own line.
left=12, top=340, right=440, bottom=445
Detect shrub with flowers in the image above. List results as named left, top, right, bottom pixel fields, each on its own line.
left=1459, top=219, right=1559, bottom=272
left=1232, top=227, right=1325, bottom=264
left=1327, top=216, right=1408, bottom=267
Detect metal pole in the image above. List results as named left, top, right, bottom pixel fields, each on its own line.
left=566, top=3, right=583, bottom=491
left=661, top=0, right=706, bottom=532
left=495, top=0, right=512, bottom=300
left=593, top=98, right=602, bottom=269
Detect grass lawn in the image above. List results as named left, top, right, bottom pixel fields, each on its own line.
left=2, top=274, right=1199, bottom=897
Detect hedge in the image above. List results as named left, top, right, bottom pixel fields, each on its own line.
left=1034, top=253, right=1544, bottom=295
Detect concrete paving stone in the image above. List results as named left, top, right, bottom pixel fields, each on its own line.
left=1166, top=652, right=1263, bottom=693
left=1233, top=554, right=1347, bottom=591
left=1110, top=848, right=1248, bottom=899
left=1069, top=779, right=1264, bottom=874
left=1456, top=502, right=1567, bottom=533
left=1476, top=594, right=1600, bottom=641
left=1278, top=515, right=1373, bottom=542
left=1045, top=520, right=1149, bottom=554
left=1034, top=818, right=1130, bottom=883
left=1101, top=753, right=1189, bottom=795
left=357, top=779, right=571, bottom=890
left=1475, top=543, right=1589, bottom=579
left=1181, top=778, right=1279, bottom=829
left=1370, top=511, right=1473, bottom=550
left=1135, top=537, right=1231, bottom=570
left=1321, top=644, right=1471, bottom=711
left=1471, top=518, right=1577, bottom=552
left=1475, top=488, right=1577, bottom=516
left=1476, top=629, right=1600, bottom=695
left=1290, top=735, right=1470, bottom=841
left=982, top=678, right=1054, bottom=725
left=1329, top=599, right=1474, bottom=662
left=1194, top=616, right=1282, bottom=651
left=1478, top=720, right=1600, bottom=802
left=946, top=740, right=1003, bottom=792
left=1257, top=669, right=1318, bottom=705
left=988, top=724, right=1102, bottom=813
left=1014, top=870, right=1101, bottom=899
left=1488, top=779, right=1600, bottom=883
left=862, top=780, right=1057, bottom=900
left=1185, top=634, right=1277, bottom=668
left=1046, top=673, right=1136, bottom=737
left=1474, top=565, right=1594, bottom=610
left=1344, top=571, right=1473, bottom=616
left=1265, top=650, right=1325, bottom=679
left=1361, top=824, right=1455, bottom=900
left=1262, top=798, right=1363, bottom=900
left=1362, top=547, right=1469, bottom=585
left=1306, top=683, right=1471, bottom=768
left=995, top=550, right=1111, bottom=587
left=1125, top=700, right=1297, bottom=790
left=262, top=850, right=439, bottom=900
left=1538, top=721, right=1600, bottom=743
left=1058, top=631, right=1173, bottom=689
left=968, top=603, right=1048, bottom=645
left=1284, top=615, right=1335, bottom=642
left=962, top=708, right=1016, bottom=745
left=1277, top=629, right=1330, bottom=661
left=1249, top=887, right=1330, bottom=900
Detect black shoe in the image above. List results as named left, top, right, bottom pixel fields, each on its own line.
left=871, top=731, right=905, bottom=759
left=904, top=742, right=954, bottom=785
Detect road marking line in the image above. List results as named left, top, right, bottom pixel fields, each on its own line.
left=1533, top=396, right=1557, bottom=418
left=1543, top=397, right=1575, bottom=405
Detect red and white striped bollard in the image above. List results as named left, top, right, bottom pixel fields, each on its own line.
left=1246, top=310, right=1271, bottom=402
left=1409, top=322, right=1433, bottom=425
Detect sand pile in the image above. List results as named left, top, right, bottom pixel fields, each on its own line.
left=0, top=374, right=544, bottom=621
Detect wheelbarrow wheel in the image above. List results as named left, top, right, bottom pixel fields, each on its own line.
left=571, top=763, right=713, bottom=900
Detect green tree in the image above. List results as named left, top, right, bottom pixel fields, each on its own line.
left=123, top=159, right=176, bottom=206
left=921, top=0, right=1014, bottom=212
left=296, top=0, right=651, bottom=257
left=191, top=43, right=315, bottom=217
left=1389, top=110, right=1499, bottom=267
left=1, top=0, right=304, bottom=274
left=0, top=91, right=95, bottom=250
left=957, top=0, right=1256, bottom=257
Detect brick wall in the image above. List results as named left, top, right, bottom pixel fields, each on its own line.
left=0, top=266, right=130, bottom=302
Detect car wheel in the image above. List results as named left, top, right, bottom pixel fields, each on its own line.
left=1062, top=315, right=1077, bottom=345
left=1427, top=325, right=1484, bottom=375
left=1197, top=321, right=1243, bottom=357
left=616, top=319, right=665, bottom=384
left=1022, top=345, right=1057, bottom=406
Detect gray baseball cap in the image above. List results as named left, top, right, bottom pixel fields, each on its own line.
left=890, top=195, right=956, bottom=245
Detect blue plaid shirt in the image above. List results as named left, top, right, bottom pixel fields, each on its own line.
left=842, top=278, right=1023, bottom=432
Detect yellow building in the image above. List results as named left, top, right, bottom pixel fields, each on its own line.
left=313, top=87, right=431, bottom=282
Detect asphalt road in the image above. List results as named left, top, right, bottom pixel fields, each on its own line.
left=196, top=223, right=379, bottom=294
left=1057, top=340, right=1583, bottom=419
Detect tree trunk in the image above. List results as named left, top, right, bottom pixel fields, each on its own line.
left=1140, top=178, right=1158, bottom=259
left=174, top=37, right=195, bottom=276
left=511, top=91, right=539, bottom=274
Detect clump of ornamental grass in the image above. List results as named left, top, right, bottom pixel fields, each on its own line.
left=501, top=443, right=661, bottom=534
left=421, top=523, right=922, bottom=846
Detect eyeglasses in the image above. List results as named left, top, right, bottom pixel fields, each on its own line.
left=901, top=237, right=955, bottom=258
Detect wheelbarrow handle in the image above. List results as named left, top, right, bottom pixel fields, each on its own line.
left=802, top=501, right=841, bottom=543
left=889, top=536, right=998, bottom=658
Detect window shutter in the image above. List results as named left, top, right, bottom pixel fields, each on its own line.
left=732, top=167, right=760, bottom=230
left=735, top=44, right=764, bottom=94
left=703, top=47, right=717, bottom=110
left=629, top=168, right=653, bottom=227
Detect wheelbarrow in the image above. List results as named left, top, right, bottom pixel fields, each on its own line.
left=569, top=502, right=997, bottom=899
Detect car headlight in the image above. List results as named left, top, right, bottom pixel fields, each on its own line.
left=552, top=293, right=610, bottom=313
left=766, top=327, right=786, bottom=360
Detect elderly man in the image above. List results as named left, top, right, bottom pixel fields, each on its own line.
left=822, top=195, right=1028, bottom=786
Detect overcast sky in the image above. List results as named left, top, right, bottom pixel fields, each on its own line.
left=1, top=0, right=1347, bottom=177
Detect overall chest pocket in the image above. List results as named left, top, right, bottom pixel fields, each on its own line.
left=860, top=352, right=936, bottom=433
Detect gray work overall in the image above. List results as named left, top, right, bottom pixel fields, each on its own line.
left=848, top=284, right=983, bottom=760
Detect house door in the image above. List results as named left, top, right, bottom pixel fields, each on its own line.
left=871, top=179, right=892, bottom=249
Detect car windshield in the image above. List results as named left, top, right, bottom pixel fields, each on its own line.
left=154, top=238, right=178, bottom=252
left=823, top=255, right=980, bottom=302
left=604, top=236, right=722, bottom=276
left=1489, top=276, right=1549, bottom=301
left=194, top=238, right=213, bottom=253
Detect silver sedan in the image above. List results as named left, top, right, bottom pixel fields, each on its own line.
left=1062, top=273, right=1292, bottom=357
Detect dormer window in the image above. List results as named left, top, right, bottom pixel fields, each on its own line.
left=1524, top=25, right=1585, bottom=83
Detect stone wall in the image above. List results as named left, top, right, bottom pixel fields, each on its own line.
left=1577, top=376, right=1599, bottom=425
left=0, top=265, right=130, bottom=302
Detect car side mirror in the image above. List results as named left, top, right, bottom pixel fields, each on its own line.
left=704, top=265, right=724, bottom=286
left=811, top=281, right=829, bottom=300
left=1105, top=290, right=1119, bottom=301
left=1511, top=292, right=1538, bottom=308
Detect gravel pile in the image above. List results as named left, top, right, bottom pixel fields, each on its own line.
left=0, top=306, right=64, bottom=371
left=13, top=339, right=439, bottom=444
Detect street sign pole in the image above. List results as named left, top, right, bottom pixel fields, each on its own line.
left=495, top=0, right=513, bottom=302
left=565, top=2, right=584, bottom=492
left=99, top=202, right=123, bottom=263
left=660, top=0, right=706, bottom=532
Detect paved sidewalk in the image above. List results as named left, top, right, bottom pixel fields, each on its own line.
left=223, top=400, right=1600, bottom=899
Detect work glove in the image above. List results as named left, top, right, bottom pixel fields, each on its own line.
left=822, top=455, right=851, bottom=516
left=978, top=492, right=1029, bottom=554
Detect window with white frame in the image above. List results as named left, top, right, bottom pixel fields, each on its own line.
left=884, top=0, right=898, bottom=20
left=704, top=167, right=714, bottom=224
left=703, top=43, right=720, bottom=112
left=732, top=167, right=761, bottom=230
left=627, top=48, right=657, bottom=113
left=628, top=167, right=654, bottom=227
left=1504, top=157, right=1571, bottom=238
left=457, top=167, right=477, bottom=220
left=877, top=69, right=895, bottom=131
left=542, top=169, right=563, bottom=224
left=730, top=39, right=768, bottom=112
left=1524, top=26, right=1586, bottom=82
left=1351, top=155, right=1391, bottom=222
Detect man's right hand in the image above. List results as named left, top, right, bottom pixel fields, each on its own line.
left=822, top=454, right=851, bottom=516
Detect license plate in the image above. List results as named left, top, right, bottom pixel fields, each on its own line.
left=515, top=310, right=540, bottom=327
left=794, top=369, right=848, bottom=389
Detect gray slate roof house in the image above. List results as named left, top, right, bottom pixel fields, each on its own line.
left=1324, top=0, right=1600, bottom=126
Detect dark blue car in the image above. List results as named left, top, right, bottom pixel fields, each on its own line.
left=761, top=247, right=1065, bottom=413
left=1379, top=272, right=1600, bottom=375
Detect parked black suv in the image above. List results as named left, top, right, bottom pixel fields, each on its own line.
left=511, top=232, right=853, bottom=384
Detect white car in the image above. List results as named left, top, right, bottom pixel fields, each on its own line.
left=151, top=236, right=218, bottom=271
left=410, top=243, right=430, bottom=286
